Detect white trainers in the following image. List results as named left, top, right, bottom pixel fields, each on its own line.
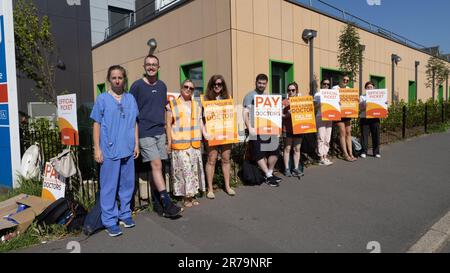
left=375, top=154, right=381, bottom=158
left=324, top=159, right=333, bottom=165
left=360, top=154, right=367, bottom=158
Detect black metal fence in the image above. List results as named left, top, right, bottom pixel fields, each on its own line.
left=20, top=101, right=450, bottom=207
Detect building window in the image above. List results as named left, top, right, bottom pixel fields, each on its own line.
left=270, top=61, right=294, bottom=96
left=108, top=6, right=133, bottom=36
left=97, top=83, right=106, bottom=96
left=180, top=61, right=204, bottom=97
left=157, top=0, right=180, bottom=11
left=408, top=81, right=417, bottom=104
left=321, top=68, right=353, bottom=88
left=369, top=75, right=386, bottom=89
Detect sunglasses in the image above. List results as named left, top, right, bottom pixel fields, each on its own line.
left=343, top=79, right=350, bottom=83
left=288, top=88, right=296, bottom=92
left=214, top=82, right=223, bottom=87
left=184, top=85, right=195, bottom=91
left=323, top=82, right=330, bottom=86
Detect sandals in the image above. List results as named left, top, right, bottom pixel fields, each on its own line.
left=343, top=155, right=353, bottom=162
left=183, top=198, right=200, bottom=208
left=183, top=200, right=193, bottom=208
left=226, top=188, right=236, bottom=196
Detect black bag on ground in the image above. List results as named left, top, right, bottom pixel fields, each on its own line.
left=83, top=192, right=104, bottom=236
left=239, top=160, right=265, bottom=186
left=36, top=198, right=87, bottom=232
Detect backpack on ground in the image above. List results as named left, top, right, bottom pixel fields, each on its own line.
left=36, top=198, right=87, bottom=232
left=82, top=192, right=104, bottom=236
left=352, top=137, right=362, bottom=157
left=238, top=160, right=265, bottom=186
left=238, top=136, right=265, bottom=186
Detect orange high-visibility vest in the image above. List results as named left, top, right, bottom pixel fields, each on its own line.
left=169, top=98, right=202, bottom=150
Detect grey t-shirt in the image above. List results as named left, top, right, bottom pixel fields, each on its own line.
left=243, top=90, right=264, bottom=128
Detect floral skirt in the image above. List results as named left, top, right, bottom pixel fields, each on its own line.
left=171, top=147, right=206, bottom=197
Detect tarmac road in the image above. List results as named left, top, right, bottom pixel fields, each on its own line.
left=18, top=131, right=450, bottom=253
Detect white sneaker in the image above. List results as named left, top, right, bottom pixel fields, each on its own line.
left=325, top=159, right=333, bottom=165
left=360, top=154, right=366, bottom=158
left=319, top=160, right=327, bottom=166
left=375, top=154, right=381, bottom=158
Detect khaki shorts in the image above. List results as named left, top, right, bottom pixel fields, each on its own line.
left=139, top=134, right=168, bottom=162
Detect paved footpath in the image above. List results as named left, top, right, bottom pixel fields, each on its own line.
left=19, top=131, right=450, bottom=253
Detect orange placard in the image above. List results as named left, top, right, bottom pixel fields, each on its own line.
left=289, top=96, right=317, bottom=134
left=57, top=94, right=79, bottom=146
left=320, top=89, right=341, bottom=121
left=340, top=88, right=359, bottom=118
left=203, top=99, right=238, bottom=146
left=366, top=89, right=388, bottom=118
left=254, top=95, right=282, bottom=135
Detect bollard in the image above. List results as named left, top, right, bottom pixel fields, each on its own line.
left=424, top=103, right=428, bottom=133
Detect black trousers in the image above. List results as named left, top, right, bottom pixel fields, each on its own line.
left=360, top=118, right=380, bottom=155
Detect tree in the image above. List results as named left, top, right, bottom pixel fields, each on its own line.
left=425, top=56, right=450, bottom=101
left=337, top=23, right=363, bottom=82
left=13, top=0, right=58, bottom=104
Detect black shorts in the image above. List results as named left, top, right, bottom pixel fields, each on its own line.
left=335, top=117, right=352, bottom=124
left=249, top=135, right=280, bottom=161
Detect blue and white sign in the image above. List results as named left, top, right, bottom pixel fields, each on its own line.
left=0, top=1, right=20, bottom=188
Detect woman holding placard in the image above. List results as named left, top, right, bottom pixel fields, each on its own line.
left=203, top=75, right=235, bottom=199
left=314, top=79, right=334, bottom=166
left=282, top=82, right=304, bottom=177
left=166, top=79, right=206, bottom=208
left=332, top=76, right=356, bottom=162
left=359, top=81, right=381, bottom=158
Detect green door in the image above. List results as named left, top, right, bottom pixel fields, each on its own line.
left=370, top=75, right=386, bottom=89
left=438, top=85, right=444, bottom=103
left=408, top=81, right=416, bottom=104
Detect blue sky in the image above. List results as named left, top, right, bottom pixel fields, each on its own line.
left=297, top=0, right=450, bottom=54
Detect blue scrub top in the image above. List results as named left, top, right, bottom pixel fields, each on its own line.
left=90, top=92, right=139, bottom=160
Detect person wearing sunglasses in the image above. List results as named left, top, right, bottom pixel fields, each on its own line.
left=166, top=79, right=206, bottom=208
left=282, top=82, right=304, bottom=177
left=130, top=54, right=183, bottom=218
left=91, top=65, right=139, bottom=237
left=332, top=75, right=357, bottom=162
left=313, top=79, right=334, bottom=166
left=203, top=75, right=235, bottom=199
left=359, top=81, right=381, bottom=158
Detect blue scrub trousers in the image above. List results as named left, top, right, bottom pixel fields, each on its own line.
left=100, top=156, right=135, bottom=228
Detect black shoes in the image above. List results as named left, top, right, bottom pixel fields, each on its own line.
left=266, top=176, right=280, bottom=187
left=152, top=200, right=183, bottom=218
left=161, top=202, right=183, bottom=218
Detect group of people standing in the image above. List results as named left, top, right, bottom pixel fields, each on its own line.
left=90, top=54, right=382, bottom=237
left=90, top=55, right=237, bottom=237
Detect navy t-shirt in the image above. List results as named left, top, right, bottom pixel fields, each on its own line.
left=130, top=79, right=167, bottom=138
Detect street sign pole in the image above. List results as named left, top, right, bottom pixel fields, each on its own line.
left=0, top=0, right=21, bottom=188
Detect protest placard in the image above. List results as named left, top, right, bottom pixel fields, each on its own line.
left=289, top=96, right=317, bottom=134
left=366, top=89, right=388, bottom=118
left=203, top=99, right=238, bottom=146
left=254, top=95, right=282, bottom=135
left=320, top=89, right=341, bottom=121
left=340, top=88, right=359, bottom=118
